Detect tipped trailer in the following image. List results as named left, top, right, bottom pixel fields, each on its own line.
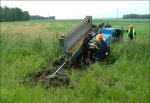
left=20, top=16, right=124, bottom=88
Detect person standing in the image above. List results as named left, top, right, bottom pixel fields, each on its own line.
left=124, top=24, right=136, bottom=40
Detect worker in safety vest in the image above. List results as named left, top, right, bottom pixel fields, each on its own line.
left=92, top=34, right=109, bottom=62
left=124, top=24, right=136, bottom=40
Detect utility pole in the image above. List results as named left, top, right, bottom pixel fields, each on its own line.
left=117, top=9, right=118, bottom=20
left=48, top=12, right=49, bottom=20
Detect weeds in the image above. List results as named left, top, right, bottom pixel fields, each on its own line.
left=1, top=19, right=149, bottom=103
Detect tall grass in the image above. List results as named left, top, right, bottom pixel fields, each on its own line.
left=1, top=19, right=149, bottom=103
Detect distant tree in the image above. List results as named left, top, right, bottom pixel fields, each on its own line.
left=2, top=6, right=9, bottom=21
left=16, top=7, right=23, bottom=21
left=0, top=6, right=3, bottom=22
left=0, top=6, right=55, bottom=22
left=23, top=11, right=30, bottom=21
left=0, top=6, right=30, bottom=22
left=11, top=7, right=18, bottom=21
left=30, top=15, right=55, bottom=20
left=122, top=14, right=150, bottom=19
left=49, top=16, right=55, bottom=19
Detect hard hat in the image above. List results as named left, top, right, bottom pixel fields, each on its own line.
left=98, top=34, right=103, bottom=39
left=129, top=24, right=134, bottom=29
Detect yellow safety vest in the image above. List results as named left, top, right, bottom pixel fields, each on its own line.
left=92, top=38, right=100, bottom=42
left=127, top=29, right=136, bottom=37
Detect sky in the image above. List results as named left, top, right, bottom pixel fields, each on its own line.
left=1, top=0, right=149, bottom=19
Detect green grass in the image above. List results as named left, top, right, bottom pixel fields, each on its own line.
left=0, top=19, right=150, bottom=103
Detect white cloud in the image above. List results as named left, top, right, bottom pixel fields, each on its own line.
left=1, top=1, right=149, bottom=19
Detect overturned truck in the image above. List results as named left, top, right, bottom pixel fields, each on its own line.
left=20, top=16, right=124, bottom=88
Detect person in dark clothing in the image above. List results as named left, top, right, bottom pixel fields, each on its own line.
left=92, top=34, right=109, bottom=62
left=124, top=24, right=136, bottom=40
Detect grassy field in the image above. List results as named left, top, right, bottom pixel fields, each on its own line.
left=1, top=18, right=150, bottom=103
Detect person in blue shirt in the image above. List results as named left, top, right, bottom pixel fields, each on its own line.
left=92, top=34, right=109, bottom=62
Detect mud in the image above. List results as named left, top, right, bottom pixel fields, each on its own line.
left=19, top=59, right=75, bottom=88
left=19, top=56, right=115, bottom=88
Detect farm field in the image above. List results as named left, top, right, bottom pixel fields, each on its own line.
left=1, top=18, right=150, bottom=103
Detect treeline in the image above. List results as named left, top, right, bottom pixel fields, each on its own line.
left=0, top=6, right=56, bottom=22
left=0, top=6, right=30, bottom=22
left=30, top=15, right=55, bottom=20
left=122, top=14, right=150, bottom=19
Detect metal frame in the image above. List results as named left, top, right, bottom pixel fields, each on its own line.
left=59, top=16, right=92, bottom=54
